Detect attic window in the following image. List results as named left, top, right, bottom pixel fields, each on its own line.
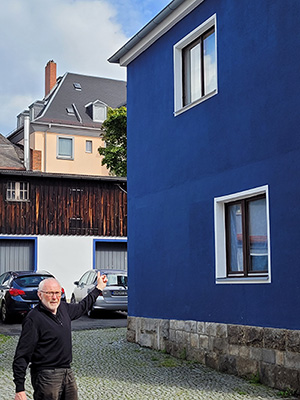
left=93, top=103, right=107, bottom=122
left=73, top=83, right=82, bottom=91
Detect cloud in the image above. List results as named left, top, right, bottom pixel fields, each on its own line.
left=0, top=0, right=128, bottom=135
left=111, top=0, right=169, bottom=36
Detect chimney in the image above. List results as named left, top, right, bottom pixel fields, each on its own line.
left=45, top=60, right=57, bottom=97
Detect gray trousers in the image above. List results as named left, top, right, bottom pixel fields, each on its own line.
left=31, top=368, right=78, bottom=400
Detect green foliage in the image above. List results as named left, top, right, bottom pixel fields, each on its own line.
left=235, top=390, right=247, bottom=395
left=179, top=347, right=187, bottom=360
left=159, top=357, right=178, bottom=368
left=98, top=106, right=127, bottom=177
left=0, top=334, right=10, bottom=354
left=277, top=388, right=297, bottom=398
left=0, top=334, right=9, bottom=344
left=248, top=372, right=260, bottom=385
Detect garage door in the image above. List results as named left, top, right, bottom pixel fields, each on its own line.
left=95, top=241, right=127, bottom=271
left=0, top=239, right=35, bottom=275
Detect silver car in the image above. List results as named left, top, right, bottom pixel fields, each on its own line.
left=71, top=269, right=127, bottom=317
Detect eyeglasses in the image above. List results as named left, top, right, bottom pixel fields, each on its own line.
left=40, top=291, right=62, bottom=297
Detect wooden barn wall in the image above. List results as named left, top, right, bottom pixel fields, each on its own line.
left=0, top=176, right=127, bottom=237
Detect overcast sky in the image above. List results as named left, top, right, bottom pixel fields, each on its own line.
left=0, top=0, right=170, bottom=136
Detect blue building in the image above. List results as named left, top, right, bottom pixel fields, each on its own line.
left=110, top=0, right=300, bottom=392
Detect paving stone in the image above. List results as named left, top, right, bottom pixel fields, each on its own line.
left=0, top=328, right=293, bottom=399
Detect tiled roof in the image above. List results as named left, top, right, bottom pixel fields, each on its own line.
left=0, top=134, right=24, bottom=170
left=36, top=73, right=127, bottom=128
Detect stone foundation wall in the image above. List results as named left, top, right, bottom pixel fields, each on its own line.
left=127, top=316, right=300, bottom=394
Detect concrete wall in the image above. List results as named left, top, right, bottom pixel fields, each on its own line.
left=37, top=235, right=95, bottom=298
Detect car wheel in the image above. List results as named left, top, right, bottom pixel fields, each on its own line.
left=1, top=302, right=10, bottom=324
left=70, top=294, right=76, bottom=304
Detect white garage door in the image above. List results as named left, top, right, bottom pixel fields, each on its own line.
left=0, top=239, right=35, bottom=275
left=95, top=241, right=127, bottom=271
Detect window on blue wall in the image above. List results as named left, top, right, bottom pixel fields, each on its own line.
left=214, top=186, right=271, bottom=284
left=226, top=195, right=268, bottom=277
left=183, top=27, right=216, bottom=106
left=174, top=14, right=217, bottom=115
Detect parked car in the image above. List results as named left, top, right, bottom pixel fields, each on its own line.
left=71, top=269, right=127, bottom=317
left=0, top=270, right=66, bottom=323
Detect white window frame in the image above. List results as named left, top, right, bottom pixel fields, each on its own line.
left=57, top=136, right=74, bottom=160
left=86, top=140, right=93, bottom=153
left=173, top=14, right=217, bottom=116
left=214, top=185, right=271, bottom=284
left=93, top=102, right=107, bottom=123
left=6, top=182, right=29, bottom=201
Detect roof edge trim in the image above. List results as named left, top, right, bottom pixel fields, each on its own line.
left=35, top=73, right=68, bottom=121
left=108, top=0, right=204, bottom=66
left=0, top=169, right=127, bottom=182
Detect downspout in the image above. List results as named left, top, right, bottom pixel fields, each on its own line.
left=24, top=115, right=30, bottom=170
left=44, top=123, right=51, bottom=172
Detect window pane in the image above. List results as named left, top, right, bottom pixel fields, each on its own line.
left=7, top=182, right=15, bottom=200
left=59, top=138, right=73, bottom=157
left=228, top=203, right=243, bottom=272
left=86, top=140, right=92, bottom=153
left=248, top=198, right=268, bottom=272
left=93, top=105, right=106, bottom=122
left=19, top=182, right=28, bottom=200
left=203, top=29, right=217, bottom=95
left=79, top=272, right=90, bottom=285
left=190, top=43, right=202, bottom=103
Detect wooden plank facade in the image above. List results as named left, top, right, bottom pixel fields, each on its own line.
left=0, top=172, right=127, bottom=237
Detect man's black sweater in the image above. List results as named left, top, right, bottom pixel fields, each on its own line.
left=13, top=286, right=101, bottom=393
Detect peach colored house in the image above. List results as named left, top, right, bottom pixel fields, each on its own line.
left=8, top=61, right=126, bottom=177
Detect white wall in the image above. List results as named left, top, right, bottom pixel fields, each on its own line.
left=38, top=235, right=94, bottom=300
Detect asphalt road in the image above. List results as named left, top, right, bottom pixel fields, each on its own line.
left=0, top=310, right=127, bottom=336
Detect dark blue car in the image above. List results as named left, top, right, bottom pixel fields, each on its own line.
left=0, top=271, right=65, bottom=323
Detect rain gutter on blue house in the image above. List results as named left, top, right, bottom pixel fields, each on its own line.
left=108, top=0, right=204, bottom=66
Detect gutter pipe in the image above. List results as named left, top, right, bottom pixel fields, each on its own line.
left=24, top=115, right=30, bottom=170
left=108, top=0, right=185, bottom=64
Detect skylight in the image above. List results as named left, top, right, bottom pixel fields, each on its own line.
left=66, top=107, right=75, bottom=115
left=73, top=83, right=82, bottom=90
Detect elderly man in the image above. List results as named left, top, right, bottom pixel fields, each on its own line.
left=13, top=272, right=108, bottom=400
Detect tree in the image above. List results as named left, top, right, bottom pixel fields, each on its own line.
left=98, top=106, right=127, bottom=177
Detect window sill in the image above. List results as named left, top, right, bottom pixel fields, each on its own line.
left=174, top=89, right=217, bottom=117
left=216, top=276, right=271, bottom=284
left=57, top=156, right=74, bottom=160
left=6, top=199, right=30, bottom=203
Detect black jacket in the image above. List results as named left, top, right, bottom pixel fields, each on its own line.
left=13, top=286, right=101, bottom=393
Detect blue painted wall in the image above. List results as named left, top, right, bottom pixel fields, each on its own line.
left=126, top=0, right=300, bottom=329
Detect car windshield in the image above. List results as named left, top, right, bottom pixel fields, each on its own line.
left=106, top=274, right=127, bottom=287
left=14, top=275, right=51, bottom=288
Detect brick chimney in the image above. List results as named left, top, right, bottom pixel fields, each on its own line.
left=45, top=60, right=57, bottom=97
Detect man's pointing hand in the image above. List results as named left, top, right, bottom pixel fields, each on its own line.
left=96, top=271, right=108, bottom=291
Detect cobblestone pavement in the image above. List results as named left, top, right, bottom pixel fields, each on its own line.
left=0, top=328, right=295, bottom=400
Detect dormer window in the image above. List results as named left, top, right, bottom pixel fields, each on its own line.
left=17, top=111, right=30, bottom=128
left=93, top=102, right=107, bottom=122
left=85, top=100, right=107, bottom=123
